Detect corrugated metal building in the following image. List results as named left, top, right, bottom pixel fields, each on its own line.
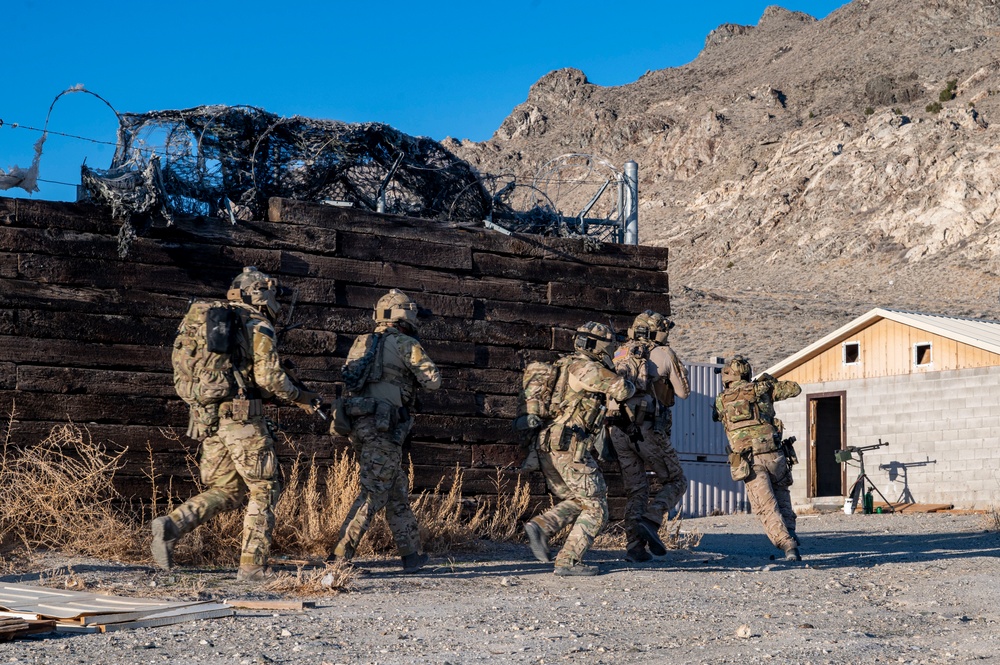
left=673, top=361, right=749, bottom=516
left=764, top=308, right=1000, bottom=510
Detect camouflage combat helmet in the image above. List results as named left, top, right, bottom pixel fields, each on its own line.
left=228, top=266, right=281, bottom=321
left=627, top=309, right=674, bottom=344
left=373, top=289, right=419, bottom=328
left=574, top=321, right=615, bottom=366
left=721, top=355, right=752, bottom=387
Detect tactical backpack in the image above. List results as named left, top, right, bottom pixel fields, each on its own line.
left=172, top=301, right=241, bottom=409
left=341, top=332, right=384, bottom=394
left=612, top=341, right=652, bottom=393
left=718, top=383, right=764, bottom=430
left=517, top=356, right=574, bottom=421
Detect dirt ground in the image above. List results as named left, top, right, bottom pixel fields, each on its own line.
left=2, top=511, right=999, bottom=665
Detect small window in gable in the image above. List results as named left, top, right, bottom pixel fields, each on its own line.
left=915, top=343, right=932, bottom=366
left=843, top=341, right=860, bottom=365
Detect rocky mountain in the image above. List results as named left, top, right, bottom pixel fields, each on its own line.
left=448, top=0, right=1000, bottom=369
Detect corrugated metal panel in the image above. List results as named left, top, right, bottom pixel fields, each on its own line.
left=680, top=462, right=749, bottom=517
left=672, top=362, right=728, bottom=460
left=669, top=360, right=750, bottom=516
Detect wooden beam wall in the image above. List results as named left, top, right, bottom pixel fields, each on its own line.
left=0, top=196, right=670, bottom=516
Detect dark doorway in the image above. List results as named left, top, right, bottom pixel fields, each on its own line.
left=808, top=393, right=846, bottom=497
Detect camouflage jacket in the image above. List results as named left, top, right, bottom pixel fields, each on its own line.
left=714, top=375, right=801, bottom=453
left=232, top=303, right=303, bottom=404
left=546, top=352, right=634, bottom=441
left=349, top=325, right=441, bottom=408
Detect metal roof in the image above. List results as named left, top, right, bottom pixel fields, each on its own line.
left=764, top=308, right=1000, bottom=377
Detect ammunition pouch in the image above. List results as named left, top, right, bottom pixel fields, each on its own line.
left=580, top=397, right=604, bottom=432
left=329, top=397, right=353, bottom=437
left=728, top=447, right=752, bottom=482
left=223, top=397, right=263, bottom=423
left=186, top=404, right=220, bottom=441
left=345, top=397, right=398, bottom=433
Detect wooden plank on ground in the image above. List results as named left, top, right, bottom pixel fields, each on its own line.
left=98, top=603, right=234, bottom=632
left=224, top=599, right=313, bottom=611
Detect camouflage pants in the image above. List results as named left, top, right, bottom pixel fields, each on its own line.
left=334, top=415, right=420, bottom=558
left=168, top=415, right=282, bottom=568
left=531, top=448, right=608, bottom=567
left=609, top=417, right=686, bottom=544
left=744, top=450, right=797, bottom=551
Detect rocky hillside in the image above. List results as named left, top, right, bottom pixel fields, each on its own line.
left=449, top=0, right=1000, bottom=369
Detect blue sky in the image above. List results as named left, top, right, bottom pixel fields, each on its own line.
left=1, top=0, right=848, bottom=201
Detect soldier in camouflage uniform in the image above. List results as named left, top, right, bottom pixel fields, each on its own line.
left=608, top=310, right=691, bottom=562
left=330, top=289, right=441, bottom=574
left=713, top=355, right=803, bottom=560
left=523, top=322, right=635, bottom=577
left=152, top=267, right=321, bottom=582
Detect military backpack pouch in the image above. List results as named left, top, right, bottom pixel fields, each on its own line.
left=345, top=396, right=378, bottom=418
left=205, top=306, right=235, bottom=354
left=374, top=400, right=395, bottom=432
left=329, top=397, right=353, bottom=437
left=729, top=451, right=752, bottom=482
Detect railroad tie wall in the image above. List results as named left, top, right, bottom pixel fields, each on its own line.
left=0, top=196, right=670, bottom=516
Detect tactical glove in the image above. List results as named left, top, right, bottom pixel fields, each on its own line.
left=513, top=414, right=543, bottom=431
left=295, top=389, right=322, bottom=413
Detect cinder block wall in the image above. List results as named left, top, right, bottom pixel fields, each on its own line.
left=774, top=367, right=1000, bottom=510
left=0, top=196, right=671, bottom=516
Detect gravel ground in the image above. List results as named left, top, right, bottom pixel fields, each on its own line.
left=3, top=511, right=999, bottom=665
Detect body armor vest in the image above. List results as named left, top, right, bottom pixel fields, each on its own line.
left=718, top=384, right=766, bottom=430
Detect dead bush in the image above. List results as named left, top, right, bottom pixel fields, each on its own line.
left=0, top=403, right=533, bottom=566
left=474, top=469, right=532, bottom=542
left=0, top=421, right=145, bottom=560
left=983, top=505, right=1000, bottom=532
left=262, top=561, right=355, bottom=595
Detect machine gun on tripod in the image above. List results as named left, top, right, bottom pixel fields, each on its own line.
left=835, top=439, right=894, bottom=514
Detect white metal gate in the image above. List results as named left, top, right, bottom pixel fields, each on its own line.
left=672, top=361, right=749, bottom=516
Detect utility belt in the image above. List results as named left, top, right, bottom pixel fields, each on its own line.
left=220, top=397, right=263, bottom=422
left=344, top=396, right=404, bottom=433
left=729, top=435, right=781, bottom=456
left=539, top=424, right=594, bottom=463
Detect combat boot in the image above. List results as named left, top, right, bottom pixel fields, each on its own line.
left=150, top=516, right=179, bottom=570
left=784, top=546, right=802, bottom=561
left=326, top=543, right=355, bottom=564
left=638, top=517, right=667, bottom=556
left=625, top=540, right=652, bottom=563
left=236, top=565, right=276, bottom=582
left=401, top=552, right=429, bottom=574
left=523, top=521, right=551, bottom=563
left=554, top=563, right=599, bottom=577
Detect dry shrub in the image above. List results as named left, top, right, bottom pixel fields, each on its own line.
left=0, top=422, right=145, bottom=559
left=272, top=449, right=361, bottom=557
left=0, top=399, right=533, bottom=566
left=474, top=468, right=532, bottom=542
left=663, top=512, right=703, bottom=550
left=983, top=505, right=1000, bottom=532
left=262, top=561, right=355, bottom=595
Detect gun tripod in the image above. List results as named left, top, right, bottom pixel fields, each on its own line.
left=836, top=439, right=895, bottom=514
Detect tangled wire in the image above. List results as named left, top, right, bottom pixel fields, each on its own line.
left=81, top=105, right=492, bottom=226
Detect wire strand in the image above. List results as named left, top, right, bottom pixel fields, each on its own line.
left=0, top=119, right=118, bottom=147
